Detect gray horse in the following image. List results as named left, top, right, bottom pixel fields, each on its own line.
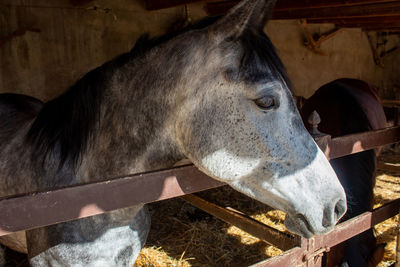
left=0, top=0, right=346, bottom=265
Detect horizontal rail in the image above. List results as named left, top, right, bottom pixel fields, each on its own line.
left=307, top=16, right=400, bottom=25
left=336, top=22, right=400, bottom=29
left=377, top=162, right=400, bottom=172
left=146, top=0, right=400, bottom=31
left=382, top=99, right=400, bottom=109
left=363, top=27, right=400, bottom=32
left=206, top=1, right=400, bottom=19
left=145, top=0, right=397, bottom=11
left=0, top=165, right=224, bottom=236
left=274, top=0, right=398, bottom=11
left=181, top=194, right=300, bottom=251
left=0, top=126, right=399, bottom=236
left=313, top=199, right=400, bottom=249
left=146, top=0, right=201, bottom=10
left=274, top=2, right=400, bottom=20
left=252, top=198, right=400, bottom=266
left=322, top=126, right=400, bottom=160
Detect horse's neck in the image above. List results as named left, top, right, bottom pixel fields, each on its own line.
left=0, top=51, right=186, bottom=195
left=75, top=74, right=184, bottom=184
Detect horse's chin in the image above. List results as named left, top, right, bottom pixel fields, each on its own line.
left=284, top=213, right=333, bottom=239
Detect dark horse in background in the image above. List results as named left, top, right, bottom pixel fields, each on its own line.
left=301, top=78, right=387, bottom=267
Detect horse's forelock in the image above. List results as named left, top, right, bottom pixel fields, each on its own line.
left=238, top=30, right=292, bottom=92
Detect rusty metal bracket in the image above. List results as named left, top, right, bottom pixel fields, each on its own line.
left=366, top=31, right=399, bottom=68
left=300, top=19, right=343, bottom=56
left=367, top=31, right=385, bottom=67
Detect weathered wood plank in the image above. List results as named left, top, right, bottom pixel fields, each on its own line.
left=146, top=0, right=201, bottom=10
left=146, top=0, right=397, bottom=11
left=324, top=127, right=400, bottom=160
left=275, top=0, right=397, bottom=10
left=275, top=2, right=400, bottom=20
left=206, top=1, right=400, bottom=19
left=382, top=100, right=400, bottom=109
left=253, top=198, right=400, bottom=266
left=307, top=15, right=400, bottom=25
left=1, top=126, right=399, bottom=236
left=337, top=22, right=400, bottom=29
left=0, top=165, right=224, bottom=236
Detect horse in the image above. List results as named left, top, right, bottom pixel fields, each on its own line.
left=300, top=78, right=387, bottom=267
left=0, top=0, right=347, bottom=265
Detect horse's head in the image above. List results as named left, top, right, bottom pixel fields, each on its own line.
left=161, top=0, right=347, bottom=238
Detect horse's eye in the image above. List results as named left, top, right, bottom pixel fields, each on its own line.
left=254, top=96, right=275, bottom=110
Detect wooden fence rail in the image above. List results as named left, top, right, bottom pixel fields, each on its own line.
left=1, top=126, right=400, bottom=236
left=1, top=125, right=399, bottom=236
left=1, top=125, right=400, bottom=266
left=252, top=199, right=400, bottom=266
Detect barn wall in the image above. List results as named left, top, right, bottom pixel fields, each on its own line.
left=0, top=0, right=399, bottom=101
left=267, top=21, right=400, bottom=98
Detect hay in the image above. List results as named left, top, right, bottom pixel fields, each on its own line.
left=136, top=150, right=400, bottom=266
left=374, top=150, right=400, bottom=267
left=135, top=188, right=286, bottom=266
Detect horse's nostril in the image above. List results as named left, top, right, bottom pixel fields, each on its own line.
left=334, top=199, right=347, bottom=221
left=322, top=199, right=347, bottom=228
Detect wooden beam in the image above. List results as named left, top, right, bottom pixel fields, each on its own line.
left=1, top=126, right=399, bottom=236
left=146, top=0, right=201, bottom=10
left=206, top=1, right=400, bottom=19
left=69, top=0, right=94, bottom=6
left=275, top=2, right=400, bottom=20
left=205, top=1, right=236, bottom=16
left=307, top=15, right=400, bottom=25
left=324, top=127, right=400, bottom=160
left=145, top=0, right=397, bottom=11
left=370, top=29, right=400, bottom=32
left=337, top=22, right=400, bottom=29
left=363, top=26, right=400, bottom=31
left=254, top=198, right=400, bottom=266
left=274, top=0, right=398, bottom=10
left=377, top=162, right=400, bottom=172
left=0, top=165, right=224, bottom=236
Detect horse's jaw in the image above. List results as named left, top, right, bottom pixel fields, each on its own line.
left=202, top=147, right=347, bottom=239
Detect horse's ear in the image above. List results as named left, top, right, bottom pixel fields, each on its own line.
left=210, top=0, right=276, bottom=41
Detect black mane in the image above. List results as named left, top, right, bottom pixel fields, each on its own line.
left=25, top=17, right=220, bottom=171
left=27, top=65, right=106, bottom=169
left=27, top=17, right=290, bottom=171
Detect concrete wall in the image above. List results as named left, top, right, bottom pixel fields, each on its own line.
left=267, top=21, right=400, bottom=98
left=0, top=0, right=399, bottom=101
